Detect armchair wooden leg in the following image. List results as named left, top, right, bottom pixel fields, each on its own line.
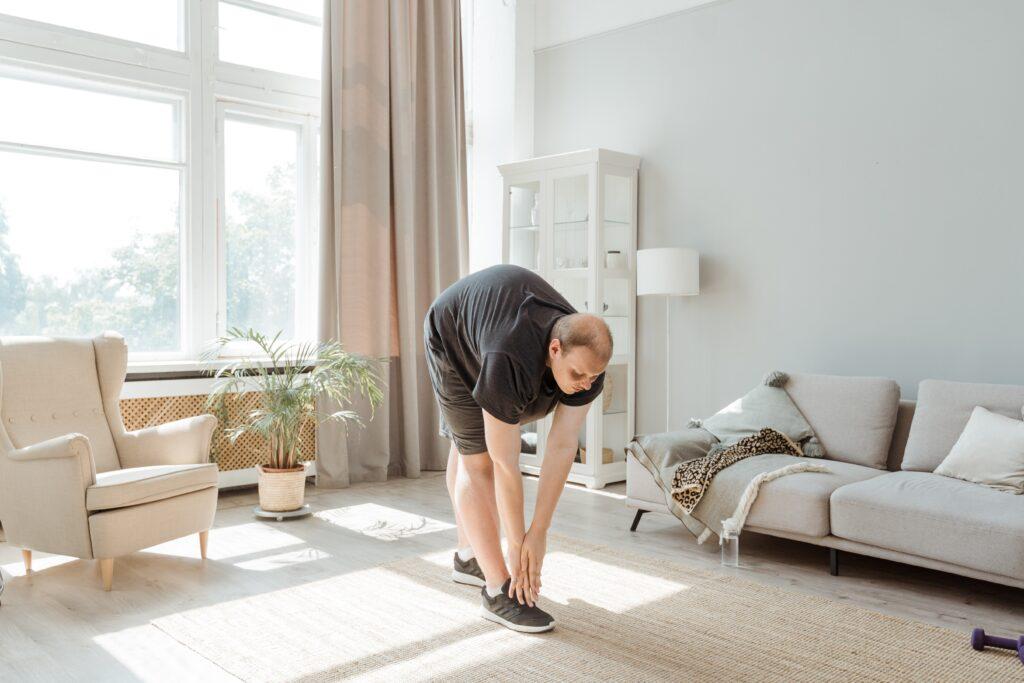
left=22, top=549, right=32, bottom=572
left=199, top=530, right=209, bottom=560
left=99, top=559, right=114, bottom=592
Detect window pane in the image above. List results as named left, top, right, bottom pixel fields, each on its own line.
left=218, top=3, right=321, bottom=79
left=0, top=0, right=181, bottom=50
left=0, top=152, right=181, bottom=352
left=0, top=75, right=179, bottom=162
left=265, top=0, right=321, bottom=17
left=224, top=117, right=299, bottom=339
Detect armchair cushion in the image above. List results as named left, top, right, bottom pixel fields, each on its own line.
left=87, top=463, right=218, bottom=512
left=116, top=415, right=218, bottom=469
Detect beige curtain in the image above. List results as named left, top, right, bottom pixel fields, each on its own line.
left=316, top=0, right=468, bottom=487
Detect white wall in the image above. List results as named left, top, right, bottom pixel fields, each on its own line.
left=534, top=0, right=1024, bottom=434
left=534, top=0, right=715, bottom=50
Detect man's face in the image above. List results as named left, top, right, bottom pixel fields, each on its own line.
left=547, top=340, right=607, bottom=395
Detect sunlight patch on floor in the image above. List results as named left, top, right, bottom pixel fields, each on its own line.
left=151, top=563, right=487, bottom=681
left=314, top=503, right=455, bottom=541
left=234, top=547, right=331, bottom=571
left=540, top=550, right=691, bottom=612
left=141, top=522, right=306, bottom=561
left=1, top=554, right=76, bottom=577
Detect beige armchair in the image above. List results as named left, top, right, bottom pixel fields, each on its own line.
left=0, top=332, right=218, bottom=591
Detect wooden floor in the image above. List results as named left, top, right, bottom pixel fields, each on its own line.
left=1, top=472, right=1021, bottom=682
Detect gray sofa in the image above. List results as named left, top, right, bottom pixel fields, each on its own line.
left=627, top=373, right=1024, bottom=590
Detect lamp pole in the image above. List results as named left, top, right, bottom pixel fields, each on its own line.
left=665, top=295, right=672, bottom=432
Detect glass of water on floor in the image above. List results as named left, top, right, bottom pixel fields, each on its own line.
left=720, top=525, right=739, bottom=567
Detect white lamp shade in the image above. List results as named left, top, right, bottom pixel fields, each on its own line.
left=637, top=247, right=699, bottom=296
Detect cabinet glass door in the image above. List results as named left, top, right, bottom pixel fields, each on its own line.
left=508, top=181, right=540, bottom=271
left=551, top=174, right=589, bottom=272
left=600, top=364, right=629, bottom=464
left=601, top=173, right=633, bottom=356
left=519, top=420, right=542, bottom=465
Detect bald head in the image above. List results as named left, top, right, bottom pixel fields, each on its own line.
left=551, top=313, right=614, bottom=364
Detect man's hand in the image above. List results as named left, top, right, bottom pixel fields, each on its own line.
left=505, top=536, right=530, bottom=606
left=520, top=526, right=547, bottom=604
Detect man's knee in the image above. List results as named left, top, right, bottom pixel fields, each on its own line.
left=458, top=452, right=493, bottom=480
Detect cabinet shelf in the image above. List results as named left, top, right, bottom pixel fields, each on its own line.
left=510, top=224, right=539, bottom=231
left=551, top=267, right=588, bottom=277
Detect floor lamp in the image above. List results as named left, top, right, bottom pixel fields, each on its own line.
left=637, top=248, right=700, bottom=432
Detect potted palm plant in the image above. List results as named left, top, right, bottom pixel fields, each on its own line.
left=204, top=328, right=383, bottom=513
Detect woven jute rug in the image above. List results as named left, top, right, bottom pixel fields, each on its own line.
left=152, top=534, right=1020, bottom=682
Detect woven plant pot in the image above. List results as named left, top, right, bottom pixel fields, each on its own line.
left=257, top=465, right=307, bottom=512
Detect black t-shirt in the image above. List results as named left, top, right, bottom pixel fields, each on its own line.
left=425, top=264, right=605, bottom=424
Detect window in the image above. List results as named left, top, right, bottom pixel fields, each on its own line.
left=221, top=109, right=316, bottom=341
left=0, top=0, right=183, bottom=50
left=218, top=1, right=321, bottom=79
left=0, top=0, right=322, bottom=365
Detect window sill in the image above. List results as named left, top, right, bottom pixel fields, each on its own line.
left=126, top=358, right=311, bottom=381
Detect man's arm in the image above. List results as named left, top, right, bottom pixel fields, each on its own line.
left=521, top=402, right=591, bottom=599
left=482, top=410, right=530, bottom=603
left=533, top=402, right=589, bottom=530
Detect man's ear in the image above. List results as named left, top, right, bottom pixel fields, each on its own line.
left=548, top=337, right=561, bottom=358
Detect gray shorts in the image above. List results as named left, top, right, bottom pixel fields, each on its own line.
left=424, top=322, right=488, bottom=456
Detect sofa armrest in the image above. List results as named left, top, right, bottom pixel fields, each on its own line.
left=0, top=433, right=97, bottom=558
left=116, top=415, right=218, bottom=469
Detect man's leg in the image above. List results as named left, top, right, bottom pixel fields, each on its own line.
left=445, top=443, right=470, bottom=550
left=447, top=443, right=501, bottom=552
left=454, top=450, right=509, bottom=590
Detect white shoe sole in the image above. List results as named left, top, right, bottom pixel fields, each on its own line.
left=451, top=569, right=486, bottom=587
left=479, top=605, right=555, bottom=633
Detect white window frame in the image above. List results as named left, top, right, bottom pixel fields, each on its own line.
left=0, top=0, right=321, bottom=371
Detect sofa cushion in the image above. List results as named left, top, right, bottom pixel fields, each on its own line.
left=87, top=463, right=218, bottom=512
left=934, top=406, right=1024, bottom=493
left=901, top=379, right=1024, bottom=472
left=784, top=373, right=900, bottom=469
left=714, top=456, right=885, bottom=538
left=831, top=471, right=1024, bottom=580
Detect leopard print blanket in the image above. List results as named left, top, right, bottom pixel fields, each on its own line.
left=670, top=428, right=803, bottom=514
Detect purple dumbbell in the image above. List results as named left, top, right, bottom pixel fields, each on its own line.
left=971, top=628, right=1024, bottom=664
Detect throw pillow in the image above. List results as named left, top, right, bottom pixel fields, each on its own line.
left=934, top=405, right=1024, bottom=494
left=670, top=427, right=803, bottom=513
left=690, top=371, right=825, bottom=457
left=631, top=427, right=719, bottom=471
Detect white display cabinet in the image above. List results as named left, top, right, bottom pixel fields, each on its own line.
left=498, top=148, right=639, bottom=489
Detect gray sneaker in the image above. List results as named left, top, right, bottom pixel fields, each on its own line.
left=452, top=552, right=486, bottom=587
left=480, top=579, right=555, bottom=633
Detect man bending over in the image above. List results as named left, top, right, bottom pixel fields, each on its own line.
left=424, top=264, right=612, bottom=633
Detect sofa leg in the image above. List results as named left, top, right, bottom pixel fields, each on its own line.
left=100, top=559, right=114, bottom=592
left=22, top=549, right=32, bottom=573
left=199, top=530, right=209, bottom=560
left=630, top=509, right=647, bottom=532
left=829, top=548, right=840, bottom=576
